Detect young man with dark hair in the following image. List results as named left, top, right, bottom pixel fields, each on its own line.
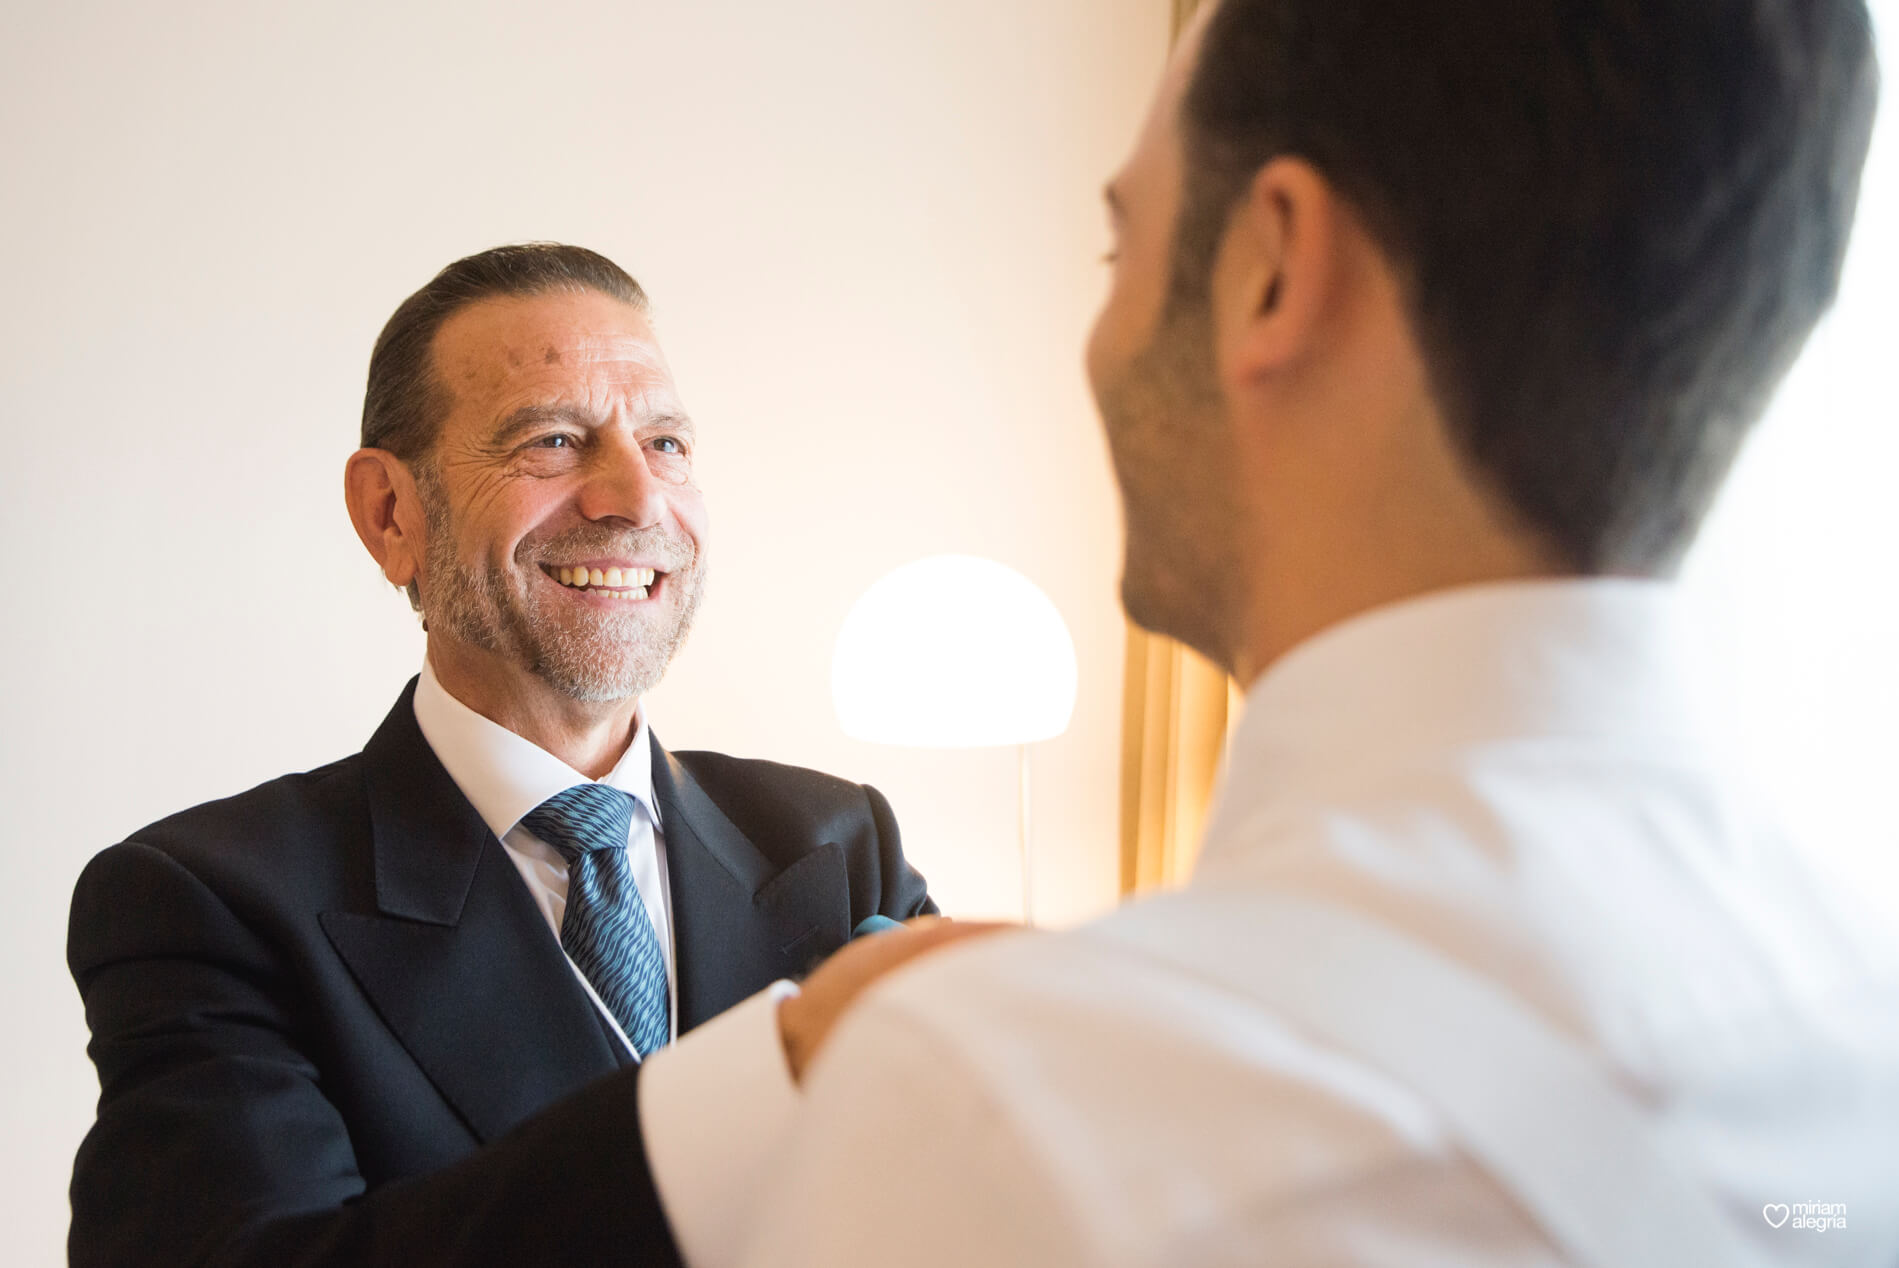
left=646, top=1, right=1898, bottom=1263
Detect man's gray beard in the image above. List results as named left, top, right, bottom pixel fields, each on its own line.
left=416, top=469, right=705, bottom=703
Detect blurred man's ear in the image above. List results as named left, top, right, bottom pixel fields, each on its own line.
left=1213, top=156, right=1346, bottom=387
left=343, top=449, right=426, bottom=603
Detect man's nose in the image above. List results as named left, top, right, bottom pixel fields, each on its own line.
left=576, top=434, right=670, bottom=528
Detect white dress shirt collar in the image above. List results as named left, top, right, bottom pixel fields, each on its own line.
left=411, top=658, right=660, bottom=840
left=1200, top=578, right=1715, bottom=880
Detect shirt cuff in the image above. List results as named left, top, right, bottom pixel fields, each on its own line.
left=641, top=979, right=803, bottom=1267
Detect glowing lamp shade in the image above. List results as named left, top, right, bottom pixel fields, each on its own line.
left=833, top=555, right=1078, bottom=748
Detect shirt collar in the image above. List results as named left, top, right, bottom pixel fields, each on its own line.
left=1198, top=577, right=1715, bottom=876
left=412, top=658, right=659, bottom=843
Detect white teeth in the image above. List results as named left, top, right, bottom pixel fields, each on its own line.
left=553, top=566, right=656, bottom=596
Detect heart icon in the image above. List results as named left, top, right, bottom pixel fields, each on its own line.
left=1763, top=1204, right=1791, bottom=1229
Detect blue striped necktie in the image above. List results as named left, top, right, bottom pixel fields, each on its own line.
left=521, top=784, right=671, bottom=1057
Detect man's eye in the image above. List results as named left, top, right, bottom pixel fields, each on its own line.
left=533, top=435, right=574, bottom=449
left=652, top=436, right=683, bottom=454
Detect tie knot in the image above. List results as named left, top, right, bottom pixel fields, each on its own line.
left=521, top=784, right=636, bottom=863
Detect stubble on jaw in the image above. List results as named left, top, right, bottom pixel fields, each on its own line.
left=413, top=463, right=706, bottom=703
left=1096, top=296, right=1242, bottom=670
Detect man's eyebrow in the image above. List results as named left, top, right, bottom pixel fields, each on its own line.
left=645, top=411, right=696, bottom=437
left=1104, top=183, right=1124, bottom=218
left=487, top=404, right=697, bottom=448
left=488, top=403, right=599, bottom=447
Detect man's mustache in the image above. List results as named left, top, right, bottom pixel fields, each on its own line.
left=522, top=525, right=697, bottom=572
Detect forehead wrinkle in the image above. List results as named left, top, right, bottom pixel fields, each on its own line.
left=447, top=319, right=667, bottom=378
left=490, top=339, right=677, bottom=401
left=513, top=347, right=675, bottom=406
left=560, top=329, right=669, bottom=368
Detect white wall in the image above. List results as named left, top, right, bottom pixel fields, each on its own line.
left=0, top=2, right=1166, bottom=1261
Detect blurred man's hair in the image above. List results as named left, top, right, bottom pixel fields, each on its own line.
left=1176, top=0, right=1879, bottom=571
left=361, top=242, right=648, bottom=463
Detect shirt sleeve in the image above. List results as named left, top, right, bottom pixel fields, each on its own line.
left=728, top=992, right=1088, bottom=1268
left=639, top=980, right=803, bottom=1267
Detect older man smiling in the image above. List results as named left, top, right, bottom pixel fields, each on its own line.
left=65, top=243, right=934, bottom=1268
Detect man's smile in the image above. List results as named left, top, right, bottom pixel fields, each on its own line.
left=540, top=561, right=664, bottom=601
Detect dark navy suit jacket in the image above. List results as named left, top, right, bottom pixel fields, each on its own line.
left=67, top=681, right=934, bottom=1267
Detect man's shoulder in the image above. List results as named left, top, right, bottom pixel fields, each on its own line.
left=667, top=747, right=890, bottom=830
left=822, top=917, right=1440, bottom=1230
left=100, top=752, right=367, bottom=884
left=664, top=747, right=903, bottom=879
left=669, top=748, right=871, bottom=806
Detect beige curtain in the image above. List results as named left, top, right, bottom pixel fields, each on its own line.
left=1118, top=0, right=1233, bottom=897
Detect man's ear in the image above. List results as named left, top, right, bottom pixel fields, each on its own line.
left=1212, top=156, right=1342, bottom=383
left=343, top=449, right=425, bottom=591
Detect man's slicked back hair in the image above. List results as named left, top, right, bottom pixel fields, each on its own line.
left=361, top=243, right=649, bottom=462
left=1176, top=0, right=1879, bottom=572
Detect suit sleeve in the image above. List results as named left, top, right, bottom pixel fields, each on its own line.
left=862, top=783, right=937, bottom=921
left=68, top=841, right=683, bottom=1268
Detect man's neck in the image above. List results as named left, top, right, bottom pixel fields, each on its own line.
left=426, top=638, right=639, bottom=780
left=1224, top=460, right=1572, bottom=690
left=1223, top=386, right=1573, bottom=689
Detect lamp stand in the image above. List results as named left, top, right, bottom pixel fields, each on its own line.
left=1017, top=742, right=1035, bottom=927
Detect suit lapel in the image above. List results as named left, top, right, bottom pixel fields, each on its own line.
left=652, top=740, right=849, bottom=1032
left=320, top=682, right=626, bottom=1147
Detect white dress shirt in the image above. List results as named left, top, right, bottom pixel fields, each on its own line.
left=412, top=659, right=677, bottom=1055
left=656, top=579, right=1899, bottom=1266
